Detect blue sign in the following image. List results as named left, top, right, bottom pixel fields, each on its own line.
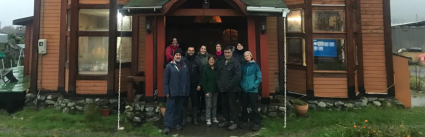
left=313, top=39, right=337, bottom=57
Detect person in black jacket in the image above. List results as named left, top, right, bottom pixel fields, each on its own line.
left=163, top=48, right=190, bottom=135
left=216, top=46, right=241, bottom=131
left=233, top=43, right=247, bottom=66
left=182, top=47, right=203, bottom=126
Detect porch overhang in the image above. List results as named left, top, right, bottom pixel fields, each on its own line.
left=120, top=0, right=170, bottom=15
left=120, top=0, right=290, bottom=17
left=241, top=0, right=290, bottom=17
left=247, top=6, right=290, bottom=17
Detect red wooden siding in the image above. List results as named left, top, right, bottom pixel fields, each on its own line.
left=38, top=0, right=61, bottom=91
left=314, top=77, right=348, bottom=98
left=65, top=69, right=69, bottom=92
left=287, top=69, right=307, bottom=94
left=266, top=17, right=277, bottom=94
left=284, top=0, right=304, bottom=5
left=138, top=17, right=146, bottom=72
left=76, top=80, right=107, bottom=94
left=312, top=0, right=345, bottom=5
left=115, top=67, right=131, bottom=92
left=360, top=0, right=387, bottom=94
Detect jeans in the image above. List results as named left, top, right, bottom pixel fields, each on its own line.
left=221, top=92, right=239, bottom=123
left=241, top=92, right=261, bottom=125
left=164, top=96, right=184, bottom=128
left=205, top=92, right=218, bottom=120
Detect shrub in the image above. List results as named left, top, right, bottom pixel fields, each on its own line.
left=340, top=120, right=421, bottom=137
left=84, top=102, right=101, bottom=123
left=292, top=99, right=307, bottom=106
left=410, top=76, right=425, bottom=91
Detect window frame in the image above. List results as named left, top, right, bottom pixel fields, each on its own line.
left=287, top=8, right=306, bottom=67
left=311, top=4, right=348, bottom=73
left=74, top=6, right=133, bottom=79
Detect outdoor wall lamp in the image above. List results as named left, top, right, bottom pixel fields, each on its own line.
left=146, top=19, right=152, bottom=34
left=260, top=20, right=267, bottom=34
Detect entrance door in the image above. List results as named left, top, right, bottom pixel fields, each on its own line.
left=166, top=16, right=247, bottom=55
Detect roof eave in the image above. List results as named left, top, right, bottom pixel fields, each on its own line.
left=246, top=6, right=290, bottom=17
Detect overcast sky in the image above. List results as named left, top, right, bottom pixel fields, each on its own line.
left=0, top=0, right=424, bottom=27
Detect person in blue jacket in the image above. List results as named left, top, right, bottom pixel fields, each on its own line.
left=239, top=51, right=262, bottom=131
left=163, top=48, right=190, bottom=135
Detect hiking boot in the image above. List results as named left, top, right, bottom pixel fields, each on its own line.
left=239, top=122, right=248, bottom=129
left=212, top=118, right=219, bottom=124
left=252, top=124, right=261, bottom=131
left=206, top=119, right=212, bottom=127
left=181, top=111, right=187, bottom=126
left=193, top=108, right=199, bottom=126
left=163, top=128, right=170, bottom=135
left=218, top=121, right=230, bottom=128
left=228, top=124, right=238, bottom=131
left=175, top=125, right=183, bottom=131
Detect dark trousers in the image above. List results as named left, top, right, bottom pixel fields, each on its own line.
left=221, top=92, right=239, bottom=123
left=241, top=92, right=261, bottom=125
left=183, top=87, right=199, bottom=109
left=198, top=89, right=206, bottom=112
left=164, top=96, right=184, bottom=128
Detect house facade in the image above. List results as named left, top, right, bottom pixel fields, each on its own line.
left=26, top=0, right=395, bottom=103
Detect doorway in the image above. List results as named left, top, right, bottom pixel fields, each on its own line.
left=165, top=16, right=248, bottom=54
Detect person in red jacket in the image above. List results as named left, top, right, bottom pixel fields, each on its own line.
left=165, top=38, right=179, bottom=63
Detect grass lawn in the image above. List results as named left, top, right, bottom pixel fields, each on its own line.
left=0, top=107, right=424, bottom=137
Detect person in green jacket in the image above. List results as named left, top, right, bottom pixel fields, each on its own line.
left=201, top=56, right=220, bottom=126
left=239, top=51, right=262, bottom=131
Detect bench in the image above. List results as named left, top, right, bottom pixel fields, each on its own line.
left=127, top=76, right=145, bottom=102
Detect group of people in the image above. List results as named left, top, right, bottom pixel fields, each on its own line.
left=162, top=38, right=263, bottom=135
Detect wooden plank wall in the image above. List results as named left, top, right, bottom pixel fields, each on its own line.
left=314, top=77, right=348, bottom=98
left=267, top=17, right=278, bottom=94
left=115, top=67, right=131, bottom=92
left=312, top=0, right=344, bottom=4
left=79, top=0, right=129, bottom=4
left=360, top=0, right=387, bottom=94
left=76, top=80, right=108, bottom=94
left=138, top=17, right=146, bottom=72
left=27, top=24, right=34, bottom=75
left=287, top=69, right=306, bottom=94
left=65, top=69, right=69, bottom=92
left=284, top=0, right=304, bottom=5
left=38, top=0, right=61, bottom=91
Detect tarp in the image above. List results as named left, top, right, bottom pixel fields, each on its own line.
left=0, top=52, right=6, bottom=58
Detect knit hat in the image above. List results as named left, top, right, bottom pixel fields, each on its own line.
left=174, top=48, right=183, bottom=56
left=244, top=51, right=253, bottom=58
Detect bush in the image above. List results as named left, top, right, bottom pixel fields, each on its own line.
left=84, top=102, right=101, bottom=122
left=332, top=120, right=422, bottom=137
left=292, top=99, right=307, bottom=106
left=410, top=76, right=425, bottom=91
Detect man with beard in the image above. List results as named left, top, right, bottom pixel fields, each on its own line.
left=182, top=46, right=203, bottom=126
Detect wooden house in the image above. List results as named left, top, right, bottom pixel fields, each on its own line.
left=25, top=0, right=395, bottom=104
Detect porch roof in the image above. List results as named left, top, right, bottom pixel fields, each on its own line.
left=240, top=0, right=287, bottom=8
left=124, top=0, right=169, bottom=8
left=121, top=0, right=289, bottom=17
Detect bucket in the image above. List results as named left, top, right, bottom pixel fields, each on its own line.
left=101, top=109, right=110, bottom=116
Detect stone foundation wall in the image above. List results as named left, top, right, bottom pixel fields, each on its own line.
left=25, top=93, right=406, bottom=126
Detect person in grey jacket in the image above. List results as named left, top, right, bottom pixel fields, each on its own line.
left=163, top=48, right=190, bottom=135
left=197, top=45, right=210, bottom=66
left=216, top=46, right=241, bottom=131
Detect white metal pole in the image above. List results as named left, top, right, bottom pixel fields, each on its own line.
left=10, top=59, right=12, bottom=68
left=1, top=59, right=4, bottom=69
